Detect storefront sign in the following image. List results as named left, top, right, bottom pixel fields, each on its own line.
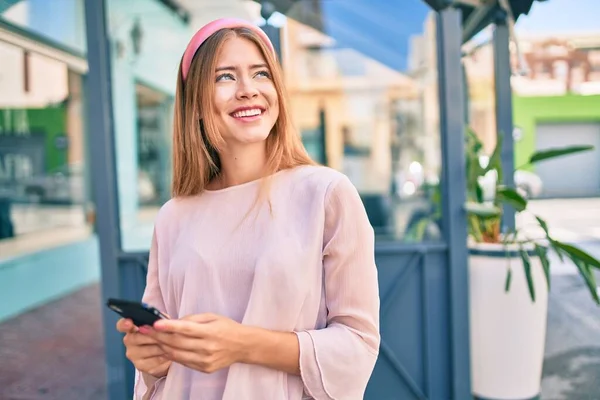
left=0, top=109, right=31, bottom=137
left=0, top=135, right=45, bottom=184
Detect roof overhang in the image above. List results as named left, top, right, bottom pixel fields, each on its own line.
left=456, top=0, right=549, bottom=42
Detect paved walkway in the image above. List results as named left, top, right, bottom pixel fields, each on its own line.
left=541, top=242, right=600, bottom=400
left=0, top=284, right=107, bottom=400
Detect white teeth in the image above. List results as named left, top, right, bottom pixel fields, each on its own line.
left=233, top=108, right=262, bottom=118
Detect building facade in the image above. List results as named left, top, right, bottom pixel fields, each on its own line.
left=460, top=28, right=600, bottom=199
left=0, top=0, right=95, bottom=321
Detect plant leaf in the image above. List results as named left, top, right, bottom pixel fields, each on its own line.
left=529, top=145, right=594, bottom=164
left=505, top=268, right=512, bottom=292
left=534, top=244, right=551, bottom=290
left=553, top=241, right=600, bottom=305
left=414, top=218, right=430, bottom=242
left=465, top=202, right=501, bottom=217
left=572, top=260, right=600, bottom=305
left=535, top=215, right=550, bottom=236
left=535, top=216, right=564, bottom=262
left=520, top=247, right=536, bottom=302
left=550, top=240, right=566, bottom=263
left=496, top=186, right=527, bottom=212
left=584, top=265, right=599, bottom=304
left=465, top=127, right=488, bottom=202
left=475, top=182, right=484, bottom=203
left=468, top=215, right=484, bottom=242
left=554, top=242, right=600, bottom=270
left=486, top=131, right=503, bottom=181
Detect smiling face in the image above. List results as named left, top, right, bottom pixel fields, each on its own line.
left=211, top=36, right=279, bottom=148
left=172, top=26, right=316, bottom=196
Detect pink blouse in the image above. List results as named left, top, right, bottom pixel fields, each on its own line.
left=134, top=165, right=380, bottom=399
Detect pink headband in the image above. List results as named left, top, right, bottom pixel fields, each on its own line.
left=181, top=18, right=276, bottom=81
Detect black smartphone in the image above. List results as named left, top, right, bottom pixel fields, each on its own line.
left=107, top=298, right=168, bottom=327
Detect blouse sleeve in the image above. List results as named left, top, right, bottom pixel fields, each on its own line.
left=295, top=175, right=381, bottom=399
left=133, top=227, right=168, bottom=400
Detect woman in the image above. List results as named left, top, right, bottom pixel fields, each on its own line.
left=117, top=18, right=380, bottom=400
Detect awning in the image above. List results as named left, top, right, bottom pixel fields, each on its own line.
left=457, top=0, right=549, bottom=42
left=255, top=0, right=549, bottom=71
left=0, top=0, right=20, bottom=14
left=260, top=0, right=434, bottom=71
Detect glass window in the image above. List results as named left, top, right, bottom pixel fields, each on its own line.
left=105, top=0, right=444, bottom=247
left=135, top=83, right=173, bottom=220
left=1, top=0, right=86, bottom=53
left=103, top=0, right=190, bottom=252
left=0, top=39, right=92, bottom=256
left=281, top=0, right=442, bottom=242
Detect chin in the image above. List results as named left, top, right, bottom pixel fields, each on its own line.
left=239, top=133, right=271, bottom=145
left=228, top=127, right=273, bottom=145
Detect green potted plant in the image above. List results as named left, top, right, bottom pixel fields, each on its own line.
left=405, top=127, right=599, bottom=399
left=466, top=127, right=599, bottom=400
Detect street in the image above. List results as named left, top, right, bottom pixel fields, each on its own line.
left=542, top=266, right=600, bottom=400
left=522, top=198, right=600, bottom=245
left=522, top=199, right=600, bottom=399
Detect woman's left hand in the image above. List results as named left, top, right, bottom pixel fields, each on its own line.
left=139, top=313, right=249, bottom=374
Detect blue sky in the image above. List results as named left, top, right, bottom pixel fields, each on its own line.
left=516, top=0, right=600, bottom=34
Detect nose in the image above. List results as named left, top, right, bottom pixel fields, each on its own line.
left=236, top=78, right=259, bottom=100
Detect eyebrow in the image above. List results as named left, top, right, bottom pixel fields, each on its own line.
left=215, top=63, right=268, bottom=72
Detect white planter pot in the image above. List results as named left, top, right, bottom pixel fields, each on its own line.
left=469, top=242, right=548, bottom=400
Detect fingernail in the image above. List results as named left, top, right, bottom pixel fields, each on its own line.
left=138, top=326, right=150, bottom=334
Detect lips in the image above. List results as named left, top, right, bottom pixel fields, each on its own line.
left=230, top=106, right=265, bottom=119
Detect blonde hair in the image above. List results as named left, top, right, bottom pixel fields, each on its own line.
left=171, top=27, right=315, bottom=198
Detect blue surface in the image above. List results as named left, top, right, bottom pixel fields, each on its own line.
left=365, top=246, right=452, bottom=399
left=314, top=0, right=431, bottom=72
left=105, top=0, right=190, bottom=250
left=1, top=0, right=86, bottom=53
left=0, top=237, right=101, bottom=322
left=0, top=0, right=21, bottom=13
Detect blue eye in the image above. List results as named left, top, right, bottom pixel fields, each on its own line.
left=256, top=70, right=271, bottom=79
left=216, top=73, right=234, bottom=82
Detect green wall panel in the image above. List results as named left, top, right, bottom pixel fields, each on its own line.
left=513, top=94, right=600, bottom=170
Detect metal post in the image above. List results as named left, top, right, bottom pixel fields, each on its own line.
left=260, top=23, right=282, bottom=63
left=318, top=107, right=328, bottom=166
left=83, top=0, right=128, bottom=399
left=493, top=12, right=516, bottom=231
left=436, top=7, right=472, bottom=399
left=259, top=2, right=282, bottom=63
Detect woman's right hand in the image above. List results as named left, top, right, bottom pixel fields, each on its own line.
left=117, top=318, right=172, bottom=379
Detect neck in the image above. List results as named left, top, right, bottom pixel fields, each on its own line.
left=217, top=142, right=268, bottom=188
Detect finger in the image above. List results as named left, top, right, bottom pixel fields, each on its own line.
left=116, top=318, right=137, bottom=333
left=158, top=337, right=214, bottom=360
left=143, top=328, right=200, bottom=351
left=124, top=332, right=159, bottom=347
left=179, top=313, right=219, bottom=324
left=126, top=344, right=162, bottom=363
left=159, top=342, right=199, bottom=365
left=135, top=344, right=166, bottom=360
left=152, top=319, right=208, bottom=337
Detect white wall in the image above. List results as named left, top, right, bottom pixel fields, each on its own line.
left=0, top=42, right=68, bottom=109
